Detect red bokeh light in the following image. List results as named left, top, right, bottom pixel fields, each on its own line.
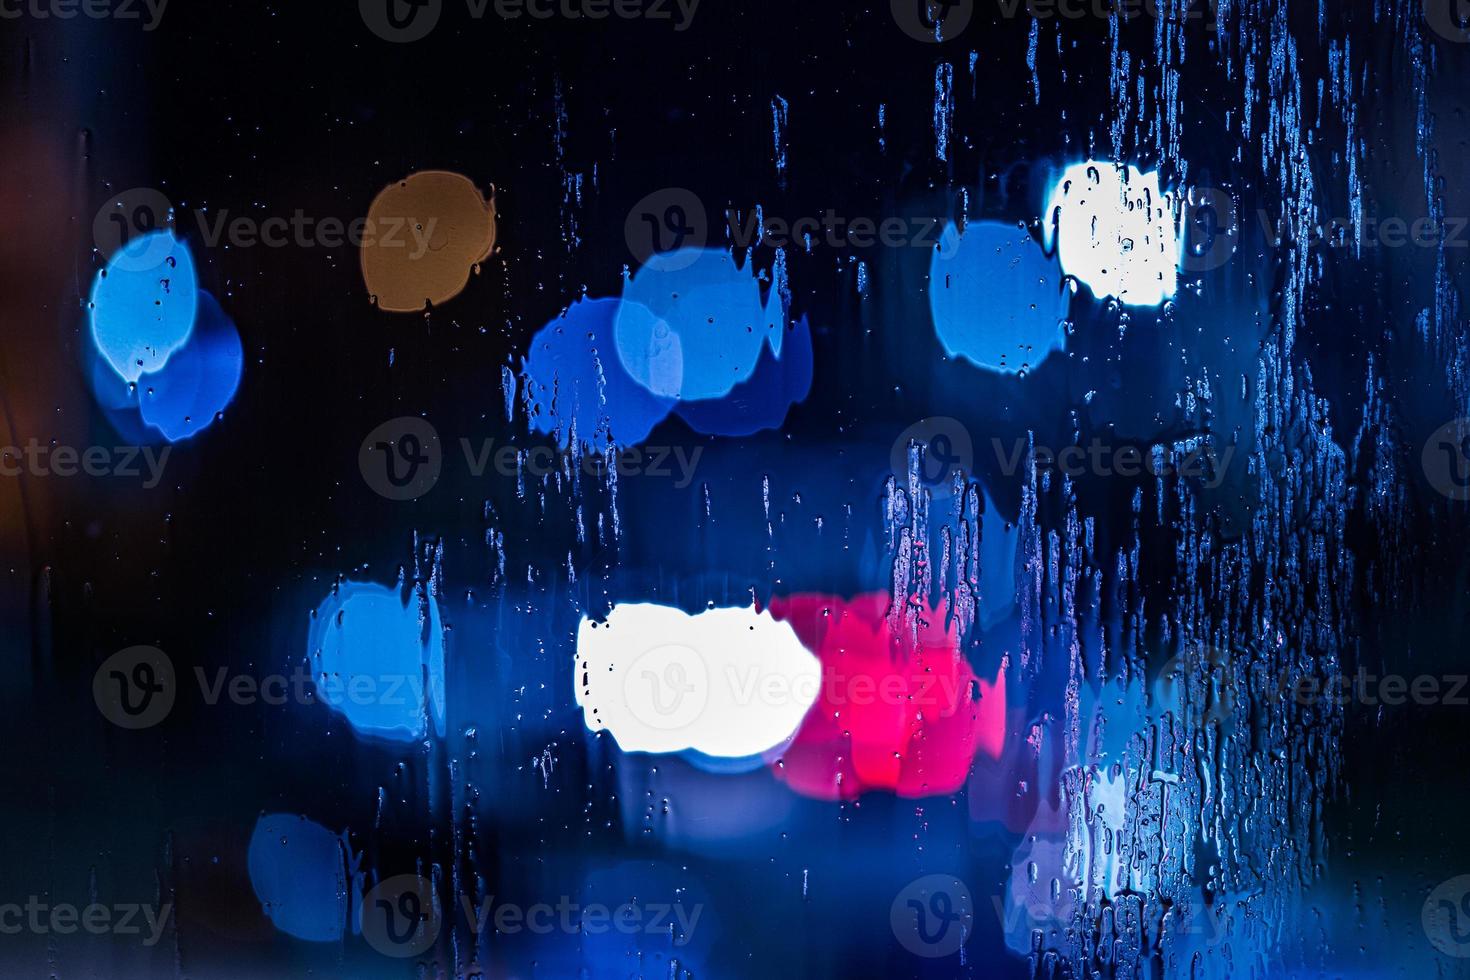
left=764, top=594, right=1005, bottom=800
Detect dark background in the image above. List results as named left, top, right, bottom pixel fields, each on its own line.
left=1, top=0, right=1469, bottom=977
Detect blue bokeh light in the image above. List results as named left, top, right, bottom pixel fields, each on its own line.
left=616, top=248, right=785, bottom=401
left=521, top=296, right=676, bottom=450
left=928, top=222, right=1069, bottom=374
left=89, top=231, right=198, bottom=383
left=306, top=581, right=447, bottom=743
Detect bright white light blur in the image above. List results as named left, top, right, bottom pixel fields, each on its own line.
left=575, top=603, right=820, bottom=757
left=1044, top=161, right=1180, bottom=307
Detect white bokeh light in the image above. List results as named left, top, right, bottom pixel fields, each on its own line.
left=1044, top=161, right=1180, bottom=307
left=575, top=603, right=821, bottom=757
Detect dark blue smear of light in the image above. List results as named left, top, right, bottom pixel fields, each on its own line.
left=246, top=812, right=353, bottom=942
left=674, top=315, right=814, bottom=437
left=521, top=296, right=676, bottom=450
left=138, top=290, right=243, bottom=441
